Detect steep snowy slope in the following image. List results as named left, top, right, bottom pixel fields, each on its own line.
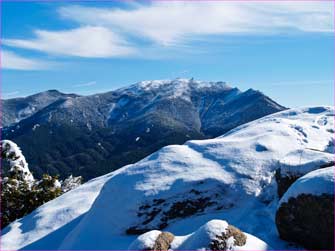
left=1, top=106, right=333, bottom=250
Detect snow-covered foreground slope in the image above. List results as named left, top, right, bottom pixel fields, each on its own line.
left=1, top=173, right=112, bottom=250
left=1, top=106, right=333, bottom=250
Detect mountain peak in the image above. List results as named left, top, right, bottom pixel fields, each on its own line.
left=31, top=89, right=63, bottom=98
left=39, top=89, right=79, bottom=98
left=244, top=88, right=261, bottom=95
left=118, top=78, right=235, bottom=102
left=45, top=89, right=61, bottom=93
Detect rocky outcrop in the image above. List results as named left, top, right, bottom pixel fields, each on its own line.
left=275, top=159, right=334, bottom=198
left=126, top=184, right=235, bottom=235
left=152, top=232, right=175, bottom=251
left=275, top=169, right=300, bottom=198
left=276, top=194, right=334, bottom=250
left=128, top=220, right=266, bottom=251
left=209, top=224, right=247, bottom=250
left=276, top=167, right=334, bottom=250
left=128, top=231, right=174, bottom=251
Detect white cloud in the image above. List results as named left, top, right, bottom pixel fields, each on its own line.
left=3, top=2, right=333, bottom=59
left=3, top=26, right=137, bottom=58
left=74, top=81, right=97, bottom=87
left=59, top=1, right=333, bottom=46
left=1, top=50, right=50, bottom=70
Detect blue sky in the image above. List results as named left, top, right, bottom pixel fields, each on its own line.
left=1, top=1, right=334, bottom=107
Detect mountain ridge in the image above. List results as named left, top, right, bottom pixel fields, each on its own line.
left=1, top=90, right=80, bottom=127
left=2, top=78, right=286, bottom=180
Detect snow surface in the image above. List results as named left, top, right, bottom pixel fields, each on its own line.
left=279, top=166, right=334, bottom=204
left=128, top=230, right=161, bottom=250
left=18, top=106, right=36, bottom=120
left=1, top=173, right=112, bottom=250
left=176, top=219, right=229, bottom=250
left=279, top=149, right=333, bottom=177
left=1, top=106, right=333, bottom=250
left=129, top=220, right=270, bottom=251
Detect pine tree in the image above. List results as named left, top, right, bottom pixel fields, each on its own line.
left=1, top=177, right=31, bottom=227
left=1, top=140, right=82, bottom=229
left=1, top=140, right=34, bottom=227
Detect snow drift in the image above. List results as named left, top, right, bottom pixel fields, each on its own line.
left=1, top=106, right=333, bottom=250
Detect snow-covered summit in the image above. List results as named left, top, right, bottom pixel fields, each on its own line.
left=117, top=78, right=235, bottom=102
left=2, top=106, right=333, bottom=250
left=131, top=78, right=231, bottom=90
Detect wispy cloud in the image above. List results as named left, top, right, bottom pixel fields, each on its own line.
left=74, top=81, right=97, bottom=88
left=3, top=26, right=137, bottom=58
left=2, top=91, right=20, bottom=99
left=3, top=1, right=333, bottom=59
left=59, top=2, right=333, bottom=46
left=1, top=50, right=50, bottom=70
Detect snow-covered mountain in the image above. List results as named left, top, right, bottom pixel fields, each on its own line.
left=2, top=106, right=333, bottom=250
left=3, top=78, right=285, bottom=180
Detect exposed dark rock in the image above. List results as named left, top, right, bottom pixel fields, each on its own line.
left=142, top=208, right=162, bottom=225
left=153, top=199, right=165, bottom=205
left=190, top=189, right=201, bottom=195
left=158, top=222, right=168, bottom=229
left=275, top=169, right=301, bottom=198
left=209, top=224, right=247, bottom=250
left=164, top=197, right=215, bottom=220
left=276, top=193, right=334, bottom=250
left=127, top=195, right=218, bottom=234
left=126, top=227, right=152, bottom=235
left=139, top=204, right=151, bottom=210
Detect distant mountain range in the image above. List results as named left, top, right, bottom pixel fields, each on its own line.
left=2, top=78, right=286, bottom=180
